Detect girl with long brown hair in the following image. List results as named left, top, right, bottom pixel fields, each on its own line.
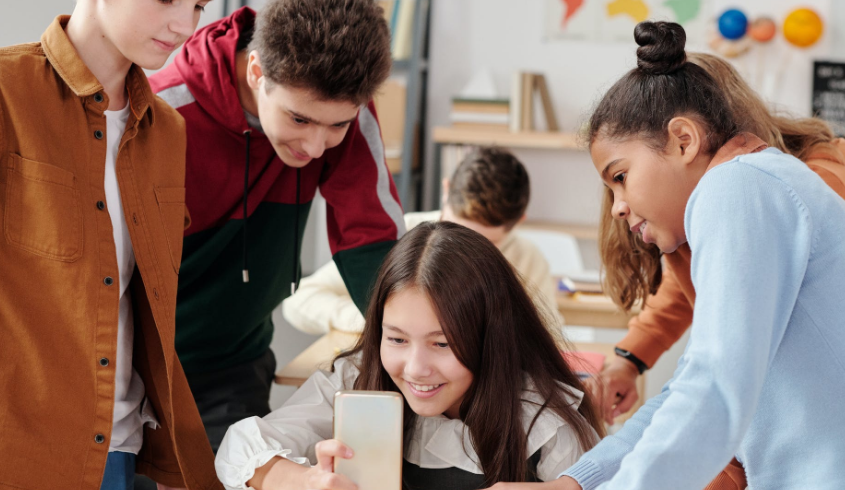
left=215, top=221, right=603, bottom=489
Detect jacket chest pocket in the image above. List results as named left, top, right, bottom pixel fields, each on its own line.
left=4, top=154, right=82, bottom=261
left=154, top=186, right=188, bottom=274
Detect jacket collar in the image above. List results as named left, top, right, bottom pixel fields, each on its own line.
left=707, top=132, right=768, bottom=172
left=41, top=15, right=156, bottom=126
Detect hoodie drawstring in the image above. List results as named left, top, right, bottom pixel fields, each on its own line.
left=242, top=130, right=252, bottom=283
left=242, top=129, right=302, bottom=293
left=291, top=168, right=301, bottom=295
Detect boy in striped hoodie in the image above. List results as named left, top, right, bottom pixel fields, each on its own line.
left=149, top=0, right=403, bottom=452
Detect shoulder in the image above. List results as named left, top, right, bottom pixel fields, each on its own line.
left=150, top=96, right=186, bottom=133
left=0, top=43, right=46, bottom=87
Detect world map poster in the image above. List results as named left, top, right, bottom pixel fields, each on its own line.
left=546, top=0, right=711, bottom=42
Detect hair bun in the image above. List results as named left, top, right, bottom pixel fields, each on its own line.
left=634, top=21, right=687, bottom=75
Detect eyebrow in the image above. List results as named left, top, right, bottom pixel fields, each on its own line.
left=288, top=109, right=358, bottom=127
left=601, top=159, right=624, bottom=183
left=383, top=324, right=445, bottom=338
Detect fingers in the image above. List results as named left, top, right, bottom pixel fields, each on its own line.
left=306, top=471, right=359, bottom=490
left=314, top=439, right=354, bottom=473
left=615, top=386, right=640, bottom=416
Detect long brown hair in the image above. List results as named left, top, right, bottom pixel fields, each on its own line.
left=596, top=28, right=837, bottom=310
left=340, top=222, right=602, bottom=485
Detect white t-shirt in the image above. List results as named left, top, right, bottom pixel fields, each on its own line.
left=104, top=103, right=148, bottom=454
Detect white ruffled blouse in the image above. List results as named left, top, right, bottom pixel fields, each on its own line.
left=214, top=357, right=593, bottom=489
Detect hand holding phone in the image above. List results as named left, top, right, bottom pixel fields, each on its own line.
left=333, top=390, right=403, bottom=490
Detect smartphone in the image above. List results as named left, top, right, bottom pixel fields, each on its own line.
left=333, top=390, right=403, bottom=489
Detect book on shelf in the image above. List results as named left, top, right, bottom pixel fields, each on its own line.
left=391, top=0, right=416, bottom=61
left=509, top=71, right=560, bottom=133
left=450, top=97, right=510, bottom=132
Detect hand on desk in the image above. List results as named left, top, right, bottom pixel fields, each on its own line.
left=485, top=476, right=582, bottom=490
left=586, top=355, right=641, bottom=425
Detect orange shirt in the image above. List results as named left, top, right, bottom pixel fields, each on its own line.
left=0, top=17, right=219, bottom=490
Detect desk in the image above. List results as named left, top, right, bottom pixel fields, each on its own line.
left=557, top=293, right=640, bottom=329
left=275, top=330, right=645, bottom=424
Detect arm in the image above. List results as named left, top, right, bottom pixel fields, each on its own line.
left=320, top=102, right=405, bottom=313
left=592, top=163, right=812, bottom=490
left=590, top=255, right=693, bottom=422
left=215, top=359, right=359, bottom=489
left=282, top=261, right=366, bottom=335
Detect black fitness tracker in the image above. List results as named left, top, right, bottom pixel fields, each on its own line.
left=614, top=347, right=649, bottom=375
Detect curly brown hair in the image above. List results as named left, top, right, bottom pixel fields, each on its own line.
left=446, top=147, right=530, bottom=230
left=247, top=0, right=392, bottom=105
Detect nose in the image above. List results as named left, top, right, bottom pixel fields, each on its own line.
left=403, top=346, right=434, bottom=381
left=301, top=129, right=328, bottom=159
left=168, top=4, right=198, bottom=38
left=611, top=198, right=630, bottom=220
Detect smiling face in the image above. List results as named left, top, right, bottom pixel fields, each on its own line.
left=379, top=288, right=473, bottom=419
left=591, top=119, right=710, bottom=253
left=245, top=53, right=361, bottom=168
left=97, top=0, right=209, bottom=70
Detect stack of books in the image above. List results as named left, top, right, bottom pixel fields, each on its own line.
left=449, top=97, right=511, bottom=131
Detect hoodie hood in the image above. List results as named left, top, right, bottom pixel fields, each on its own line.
left=175, top=7, right=256, bottom=135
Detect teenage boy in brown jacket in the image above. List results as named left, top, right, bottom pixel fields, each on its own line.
left=0, top=1, right=220, bottom=489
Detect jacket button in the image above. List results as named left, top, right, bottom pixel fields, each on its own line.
left=104, top=276, right=114, bottom=286
left=96, top=200, right=105, bottom=210
left=94, top=93, right=104, bottom=103
left=99, top=357, right=109, bottom=367
left=94, top=434, right=105, bottom=444
left=94, top=130, right=104, bottom=140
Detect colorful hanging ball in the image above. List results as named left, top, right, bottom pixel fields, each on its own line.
left=718, top=9, right=748, bottom=40
left=783, top=8, right=824, bottom=48
left=749, top=17, right=776, bottom=42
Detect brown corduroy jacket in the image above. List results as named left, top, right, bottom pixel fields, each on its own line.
left=0, top=17, right=220, bottom=490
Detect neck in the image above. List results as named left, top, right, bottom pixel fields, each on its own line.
left=66, top=4, right=130, bottom=110
left=236, top=50, right=259, bottom=118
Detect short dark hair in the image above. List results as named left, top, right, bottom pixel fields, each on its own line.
left=248, top=0, right=392, bottom=105
left=447, top=147, right=530, bottom=229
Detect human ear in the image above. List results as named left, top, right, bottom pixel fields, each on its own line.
left=440, top=178, right=450, bottom=208
left=246, top=51, right=263, bottom=91
left=666, top=117, right=703, bottom=165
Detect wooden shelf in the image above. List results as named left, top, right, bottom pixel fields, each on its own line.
left=432, top=126, right=583, bottom=150
left=518, top=220, right=599, bottom=241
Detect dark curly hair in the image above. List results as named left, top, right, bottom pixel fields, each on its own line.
left=247, top=0, right=392, bottom=105
left=447, top=147, right=530, bottom=230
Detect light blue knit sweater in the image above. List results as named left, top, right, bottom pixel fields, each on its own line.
left=563, top=148, right=845, bottom=489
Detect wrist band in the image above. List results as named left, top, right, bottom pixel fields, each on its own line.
left=614, top=347, right=649, bottom=374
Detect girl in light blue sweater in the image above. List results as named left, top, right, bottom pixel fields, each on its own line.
left=491, top=21, right=845, bottom=490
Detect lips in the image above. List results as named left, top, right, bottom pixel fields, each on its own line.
left=288, top=147, right=310, bottom=161
left=153, top=39, right=177, bottom=51
left=630, top=220, right=646, bottom=235
left=405, top=380, right=446, bottom=399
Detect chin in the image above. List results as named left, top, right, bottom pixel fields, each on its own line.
left=132, top=54, right=171, bottom=71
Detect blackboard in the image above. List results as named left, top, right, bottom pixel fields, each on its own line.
left=812, top=61, right=845, bottom=136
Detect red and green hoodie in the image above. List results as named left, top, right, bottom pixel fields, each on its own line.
left=149, top=8, right=405, bottom=374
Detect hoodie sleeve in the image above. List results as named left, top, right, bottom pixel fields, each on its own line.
left=319, top=101, right=406, bottom=313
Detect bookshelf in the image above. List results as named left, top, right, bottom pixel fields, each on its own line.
left=432, top=126, right=582, bottom=150
left=425, top=126, right=586, bottom=210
